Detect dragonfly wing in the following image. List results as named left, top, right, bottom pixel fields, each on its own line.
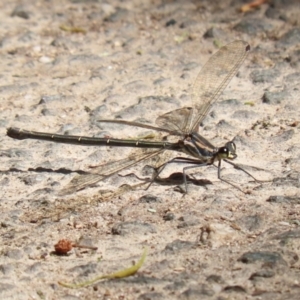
left=190, top=40, right=250, bottom=132
left=155, top=107, right=194, bottom=135
left=59, top=148, right=165, bottom=195
left=155, top=41, right=250, bottom=135
left=98, top=119, right=176, bottom=134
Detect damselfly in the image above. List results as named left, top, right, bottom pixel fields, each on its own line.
left=7, top=40, right=258, bottom=195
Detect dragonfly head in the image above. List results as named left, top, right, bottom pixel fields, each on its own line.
left=217, top=141, right=237, bottom=160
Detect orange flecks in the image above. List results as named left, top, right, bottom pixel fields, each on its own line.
left=54, top=239, right=98, bottom=255
left=54, top=239, right=73, bottom=255
left=240, top=0, right=269, bottom=13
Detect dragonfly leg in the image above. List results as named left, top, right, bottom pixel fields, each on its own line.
left=181, top=163, right=210, bottom=193
left=145, top=157, right=181, bottom=190
left=217, top=160, right=248, bottom=193
left=223, top=159, right=269, bottom=183
left=147, top=157, right=209, bottom=193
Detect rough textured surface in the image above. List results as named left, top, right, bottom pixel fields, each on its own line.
left=1, top=0, right=300, bottom=299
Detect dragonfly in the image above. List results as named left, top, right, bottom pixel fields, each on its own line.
left=7, top=40, right=257, bottom=195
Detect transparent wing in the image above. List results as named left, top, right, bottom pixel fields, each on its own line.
left=97, top=119, right=177, bottom=135
left=191, top=40, right=250, bottom=131
left=155, top=107, right=194, bottom=136
left=58, top=148, right=165, bottom=195
left=156, top=40, right=250, bottom=134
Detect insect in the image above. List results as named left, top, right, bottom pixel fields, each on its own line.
left=7, top=40, right=257, bottom=195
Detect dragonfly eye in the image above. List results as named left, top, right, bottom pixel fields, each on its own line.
left=218, top=147, right=229, bottom=159
left=218, top=142, right=237, bottom=160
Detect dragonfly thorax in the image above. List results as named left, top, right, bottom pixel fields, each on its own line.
left=217, top=141, right=237, bottom=160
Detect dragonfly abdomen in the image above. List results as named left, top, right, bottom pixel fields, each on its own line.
left=7, top=127, right=177, bottom=149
